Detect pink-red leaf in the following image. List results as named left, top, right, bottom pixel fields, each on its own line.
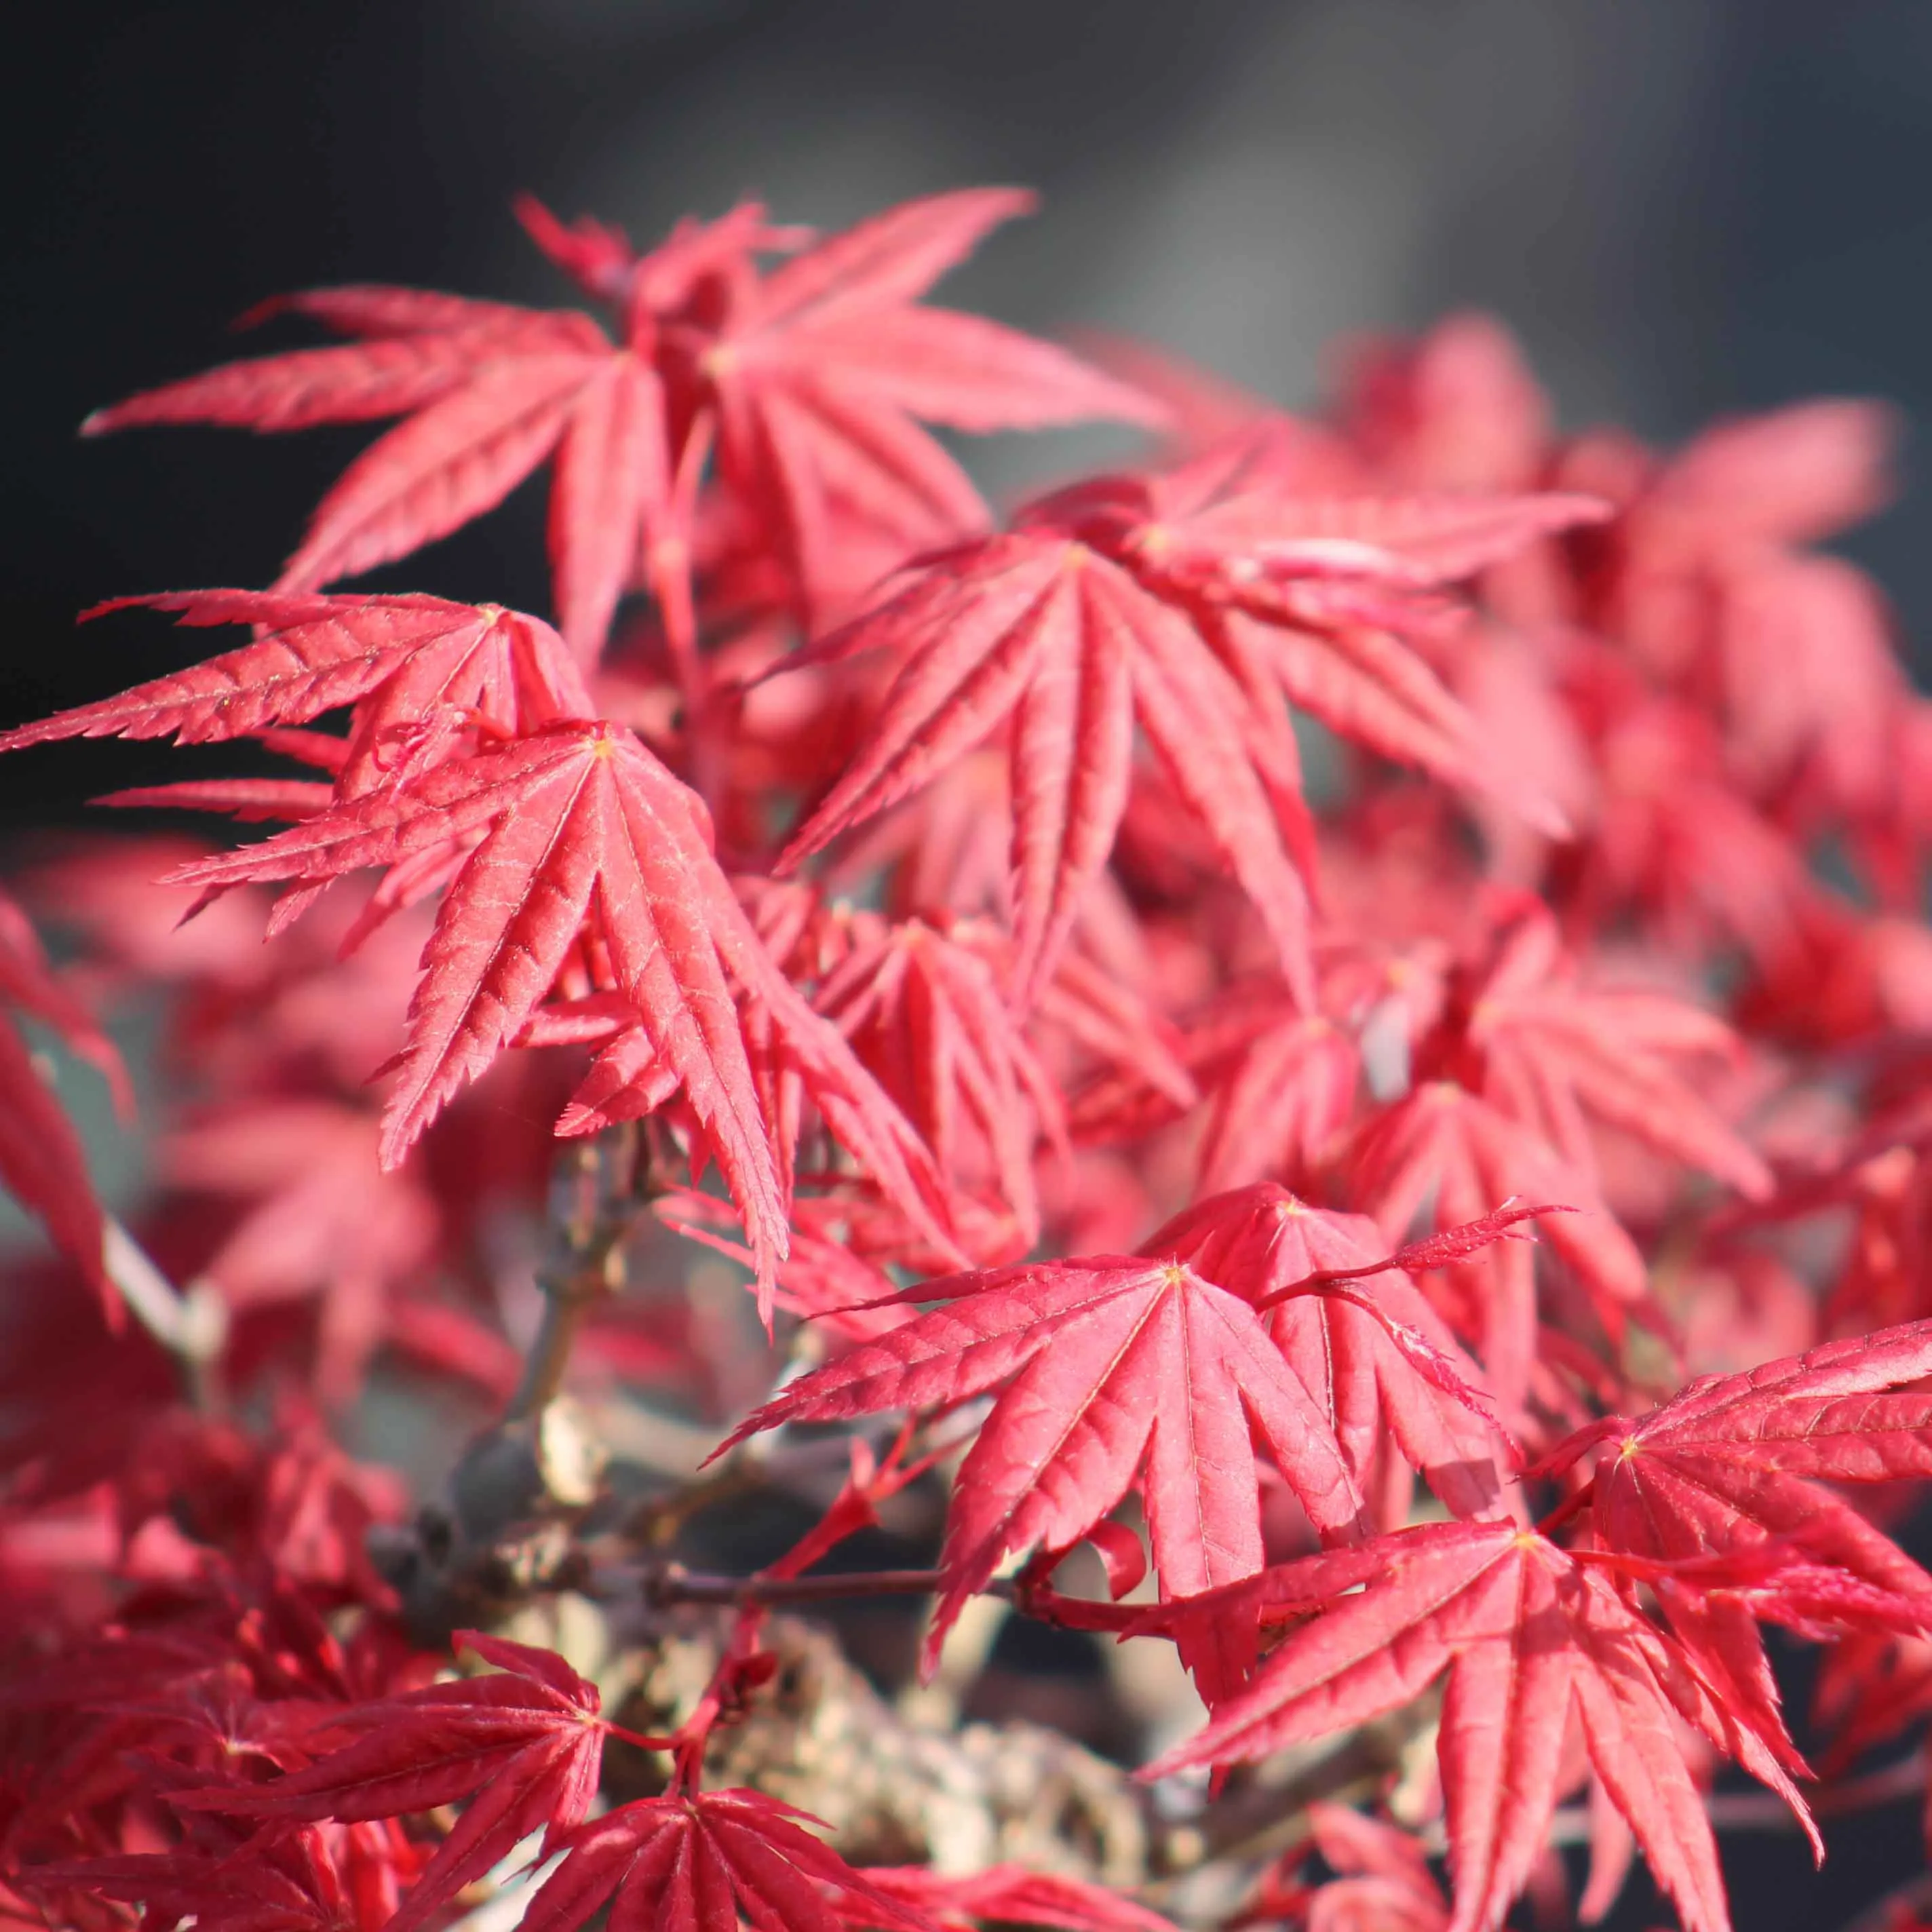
left=1149, top=1522, right=1741, bottom=1932
left=0, top=590, right=591, bottom=800
left=517, top=1790, right=935, bottom=1932
left=180, top=1632, right=608, bottom=1932
left=722, top=1243, right=1364, bottom=1688
left=779, top=536, right=1313, bottom=1005
left=163, top=720, right=790, bottom=1288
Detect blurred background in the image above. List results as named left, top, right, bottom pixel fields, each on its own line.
left=7, top=4, right=1932, bottom=1925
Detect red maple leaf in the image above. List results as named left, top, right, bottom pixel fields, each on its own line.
left=86, top=292, right=660, bottom=663
left=1567, top=1318, right=1932, bottom=1574
left=1542, top=1318, right=1932, bottom=1785
left=514, top=1790, right=935, bottom=1932
left=695, top=187, right=1161, bottom=625
left=160, top=719, right=954, bottom=1301
left=157, top=722, right=779, bottom=1180
left=720, top=1239, right=1367, bottom=1684
left=180, top=1632, right=620, bottom=1932
left=1018, top=434, right=1593, bottom=828
left=0, top=591, right=592, bottom=801
left=773, top=530, right=1318, bottom=1007
left=1346, top=1080, right=1653, bottom=1412
left=1149, top=1185, right=1509, bottom=1526
left=776, top=440, right=1602, bottom=1001
left=1423, top=892, right=1771, bottom=1199
left=1148, top=1519, right=1783, bottom=1932
left=81, top=193, right=1151, bottom=659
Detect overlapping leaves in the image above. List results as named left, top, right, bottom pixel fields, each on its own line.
left=83, top=190, right=1153, bottom=657
left=727, top=1187, right=1524, bottom=1692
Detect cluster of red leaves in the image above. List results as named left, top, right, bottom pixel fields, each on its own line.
left=4, top=188, right=1932, bottom=1932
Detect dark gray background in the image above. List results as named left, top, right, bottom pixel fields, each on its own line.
left=7, top=6, right=1931, bottom=1920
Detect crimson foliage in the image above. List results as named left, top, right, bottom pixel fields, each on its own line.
left=4, top=187, right=1932, bottom=1932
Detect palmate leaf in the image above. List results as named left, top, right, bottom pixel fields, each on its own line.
left=147, top=727, right=734, bottom=1292
left=1026, top=433, right=1599, bottom=835
left=722, top=1241, right=1366, bottom=1687
left=516, top=1790, right=935, bottom=1932
left=83, top=191, right=1153, bottom=659
left=157, top=717, right=954, bottom=1302
left=1429, top=893, right=1772, bottom=1199
left=724, top=1184, right=1531, bottom=1693
left=776, top=535, right=1317, bottom=1009
left=178, top=1633, right=611, bottom=1932
left=87, top=301, right=660, bottom=663
left=1151, top=1185, right=1509, bottom=1524
left=0, top=590, right=592, bottom=800
left=1148, top=1520, right=1762, bottom=1932
left=703, top=187, right=1162, bottom=624
left=777, top=447, right=1605, bottom=1004
left=1557, top=1318, right=1932, bottom=1587
left=1539, top=1317, right=1932, bottom=1784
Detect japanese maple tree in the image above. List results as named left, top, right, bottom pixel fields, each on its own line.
left=4, top=180, right=1932, bottom=1932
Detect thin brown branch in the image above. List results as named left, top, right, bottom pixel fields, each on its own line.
left=641, top=1564, right=969, bottom=1609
